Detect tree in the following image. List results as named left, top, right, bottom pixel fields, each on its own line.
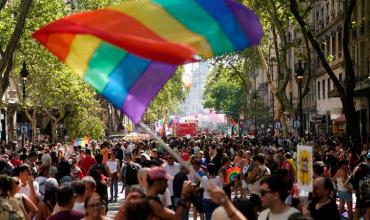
left=289, top=0, right=360, bottom=152
left=0, top=0, right=32, bottom=106
left=203, top=60, right=249, bottom=120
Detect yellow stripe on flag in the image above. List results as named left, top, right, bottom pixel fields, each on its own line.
left=65, top=35, right=101, bottom=78
left=109, top=2, right=213, bottom=57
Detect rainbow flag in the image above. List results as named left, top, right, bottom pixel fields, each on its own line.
left=33, top=0, right=263, bottom=123
left=73, top=137, right=90, bottom=147
left=225, top=166, right=241, bottom=184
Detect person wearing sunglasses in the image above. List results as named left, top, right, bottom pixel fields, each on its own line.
left=83, top=193, right=111, bottom=220
left=257, top=175, right=300, bottom=220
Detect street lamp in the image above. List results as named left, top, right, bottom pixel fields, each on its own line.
left=295, top=60, right=305, bottom=137
left=19, top=63, right=29, bottom=148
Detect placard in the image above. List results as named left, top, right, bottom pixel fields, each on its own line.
left=297, top=145, right=313, bottom=192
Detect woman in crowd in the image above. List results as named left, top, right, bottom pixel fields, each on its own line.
left=333, top=160, right=353, bottom=220
left=10, top=176, right=37, bottom=220
left=35, top=178, right=59, bottom=220
left=200, top=163, right=222, bottom=220
left=83, top=193, right=111, bottom=220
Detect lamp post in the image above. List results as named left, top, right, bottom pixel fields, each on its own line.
left=20, top=63, right=29, bottom=148
left=295, top=60, right=305, bottom=137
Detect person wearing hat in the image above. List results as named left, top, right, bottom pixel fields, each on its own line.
left=146, top=166, right=194, bottom=220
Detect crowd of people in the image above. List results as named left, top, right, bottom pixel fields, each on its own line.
left=0, top=133, right=369, bottom=220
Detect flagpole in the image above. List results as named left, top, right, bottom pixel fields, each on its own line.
left=139, top=122, right=201, bottom=181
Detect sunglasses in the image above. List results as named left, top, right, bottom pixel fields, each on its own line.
left=260, top=189, right=274, bottom=196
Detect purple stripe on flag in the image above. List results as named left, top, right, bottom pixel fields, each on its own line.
left=121, top=62, right=178, bottom=123
left=225, top=0, right=263, bottom=45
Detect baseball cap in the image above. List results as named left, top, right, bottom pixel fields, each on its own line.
left=147, top=167, right=169, bottom=180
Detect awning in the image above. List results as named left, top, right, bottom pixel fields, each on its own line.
left=334, top=114, right=346, bottom=122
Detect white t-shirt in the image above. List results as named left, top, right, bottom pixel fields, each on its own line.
left=258, top=207, right=299, bottom=220
left=20, top=181, right=40, bottom=199
left=107, top=159, right=118, bottom=173
left=200, top=176, right=222, bottom=199
left=158, top=188, right=172, bottom=207
left=163, top=162, right=180, bottom=196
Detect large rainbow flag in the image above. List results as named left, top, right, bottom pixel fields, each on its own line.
left=33, top=0, right=263, bottom=123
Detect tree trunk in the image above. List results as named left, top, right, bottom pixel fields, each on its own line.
left=51, top=120, right=58, bottom=144
left=341, top=95, right=361, bottom=153
left=25, top=109, right=37, bottom=144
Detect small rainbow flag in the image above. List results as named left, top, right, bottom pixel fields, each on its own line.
left=33, top=0, right=263, bottom=123
left=73, top=137, right=90, bottom=147
left=225, top=166, right=241, bottom=184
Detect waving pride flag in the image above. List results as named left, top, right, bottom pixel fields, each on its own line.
left=33, top=0, right=263, bottom=123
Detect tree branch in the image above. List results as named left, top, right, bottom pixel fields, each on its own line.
left=290, top=0, right=345, bottom=95
left=1, top=0, right=32, bottom=71
left=342, top=0, right=357, bottom=95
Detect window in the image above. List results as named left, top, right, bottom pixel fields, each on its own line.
left=332, top=35, right=336, bottom=59
left=328, top=78, right=331, bottom=92
left=322, top=79, right=326, bottom=99
left=339, top=73, right=343, bottom=82
left=318, top=81, right=321, bottom=100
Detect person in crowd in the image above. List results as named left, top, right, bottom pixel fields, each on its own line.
left=72, top=180, right=87, bottom=215
left=0, top=174, right=25, bottom=220
left=146, top=166, right=194, bottom=220
left=219, top=154, right=232, bottom=198
left=80, top=149, right=97, bottom=177
left=83, top=193, right=111, bottom=220
left=10, top=176, right=38, bottom=220
left=247, top=154, right=268, bottom=215
left=208, top=183, right=247, bottom=220
left=70, top=154, right=83, bottom=180
left=200, top=163, right=222, bottom=220
left=163, top=154, right=180, bottom=209
left=35, top=178, right=59, bottom=220
left=48, top=185, right=84, bottom=220
left=120, top=152, right=141, bottom=196
left=173, top=164, right=190, bottom=219
left=88, top=169, right=108, bottom=213
left=15, top=163, right=40, bottom=205
left=258, top=174, right=299, bottom=220
left=107, top=151, right=120, bottom=202
left=82, top=176, right=97, bottom=199
left=306, top=177, right=341, bottom=220
left=333, top=160, right=353, bottom=220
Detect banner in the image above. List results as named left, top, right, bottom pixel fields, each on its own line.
left=175, top=123, right=197, bottom=137
left=297, top=145, right=313, bottom=192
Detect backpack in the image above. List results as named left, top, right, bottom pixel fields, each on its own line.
left=0, top=197, right=24, bottom=220
left=359, top=175, right=370, bottom=203
left=125, top=163, right=139, bottom=185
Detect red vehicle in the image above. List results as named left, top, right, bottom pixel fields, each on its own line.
left=175, top=122, right=197, bottom=137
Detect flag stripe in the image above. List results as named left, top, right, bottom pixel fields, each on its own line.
left=102, top=54, right=151, bottom=108
left=84, top=41, right=128, bottom=93
left=109, top=1, right=213, bottom=57
left=121, top=62, right=177, bottom=122
left=225, top=0, right=263, bottom=46
left=195, top=0, right=250, bottom=50
left=153, top=0, right=235, bottom=54
left=45, top=33, right=75, bottom=61
left=65, top=35, right=101, bottom=78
